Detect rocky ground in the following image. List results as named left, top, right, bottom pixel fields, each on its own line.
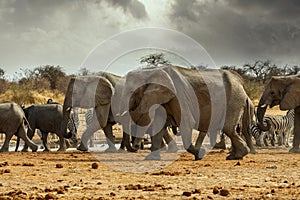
left=0, top=146, right=299, bottom=200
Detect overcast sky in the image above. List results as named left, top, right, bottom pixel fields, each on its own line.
left=1, top=0, right=300, bottom=78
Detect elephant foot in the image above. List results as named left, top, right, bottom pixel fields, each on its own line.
left=77, top=143, right=88, bottom=151
left=118, top=148, right=126, bottom=153
left=21, top=148, right=29, bottom=152
left=145, top=151, right=161, bottom=160
left=250, top=149, right=258, bottom=154
left=31, top=145, right=38, bottom=152
left=57, top=147, right=66, bottom=152
left=43, top=148, right=50, bottom=152
left=104, top=147, right=117, bottom=153
left=0, top=148, right=8, bottom=152
left=226, top=154, right=243, bottom=160
left=226, top=146, right=248, bottom=160
left=289, top=147, right=300, bottom=153
left=166, top=141, right=178, bottom=153
left=195, top=148, right=206, bottom=160
left=213, top=140, right=226, bottom=150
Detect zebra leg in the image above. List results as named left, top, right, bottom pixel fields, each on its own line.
left=277, top=132, right=284, bottom=146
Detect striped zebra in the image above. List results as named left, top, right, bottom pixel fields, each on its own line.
left=251, top=110, right=294, bottom=147
left=72, top=107, right=95, bottom=147
left=249, top=122, right=269, bottom=147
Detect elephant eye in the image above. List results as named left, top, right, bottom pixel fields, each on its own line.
left=270, top=91, right=275, bottom=95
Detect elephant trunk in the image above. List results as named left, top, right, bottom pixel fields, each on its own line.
left=257, top=98, right=271, bottom=131
left=61, top=79, right=76, bottom=139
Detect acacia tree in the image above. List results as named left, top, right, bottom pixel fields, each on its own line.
left=0, top=68, right=4, bottom=79
left=33, top=65, right=65, bottom=90
left=139, top=53, right=170, bottom=67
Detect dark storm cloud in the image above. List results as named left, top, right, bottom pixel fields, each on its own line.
left=169, top=0, right=300, bottom=66
left=109, top=0, right=148, bottom=19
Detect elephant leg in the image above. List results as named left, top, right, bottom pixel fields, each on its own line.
left=89, top=135, right=95, bottom=148
left=103, top=123, right=117, bottom=153
left=213, top=132, right=226, bottom=149
left=77, top=119, right=100, bottom=151
left=290, top=107, right=300, bottom=153
left=223, top=125, right=249, bottom=160
left=0, top=133, right=13, bottom=152
left=41, top=132, right=50, bottom=152
left=163, top=129, right=178, bottom=153
left=22, top=128, right=35, bottom=152
left=17, top=126, right=38, bottom=152
left=57, top=134, right=67, bottom=152
left=144, top=129, right=164, bottom=160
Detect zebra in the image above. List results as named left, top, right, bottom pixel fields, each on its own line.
left=72, top=107, right=95, bottom=147
left=249, top=122, right=269, bottom=147
left=251, top=110, right=294, bottom=147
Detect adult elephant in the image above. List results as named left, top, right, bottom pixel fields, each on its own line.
left=61, top=73, right=135, bottom=152
left=118, top=66, right=252, bottom=160
left=257, top=75, right=300, bottom=153
left=19, top=104, right=77, bottom=152
left=61, top=72, right=177, bottom=152
left=0, top=102, right=37, bottom=152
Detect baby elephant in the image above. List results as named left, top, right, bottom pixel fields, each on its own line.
left=0, top=102, right=37, bottom=152
left=19, top=104, right=77, bottom=152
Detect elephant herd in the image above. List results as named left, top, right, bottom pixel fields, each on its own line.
left=1, top=65, right=299, bottom=160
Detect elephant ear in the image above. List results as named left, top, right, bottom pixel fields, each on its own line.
left=281, top=76, right=300, bottom=110
left=95, top=77, right=114, bottom=105
left=139, top=69, right=177, bottom=111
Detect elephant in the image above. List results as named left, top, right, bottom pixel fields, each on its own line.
left=61, top=72, right=178, bottom=153
left=0, top=102, right=38, bottom=152
left=17, top=104, right=77, bottom=152
left=61, top=73, right=135, bottom=152
left=257, top=74, right=300, bottom=153
left=118, top=65, right=253, bottom=160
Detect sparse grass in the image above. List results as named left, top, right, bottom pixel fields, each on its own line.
left=0, top=84, right=65, bottom=105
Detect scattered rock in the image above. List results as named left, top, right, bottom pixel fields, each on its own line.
left=97, top=182, right=102, bottom=185
left=207, top=195, right=213, bottom=199
left=266, top=165, right=277, bottom=169
left=204, top=164, right=211, bottom=167
left=182, top=191, right=192, bottom=197
left=45, top=193, right=58, bottom=199
left=192, top=189, right=201, bottom=194
left=56, top=164, right=63, bottom=168
left=110, top=192, right=116, bottom=196
left=0, top=162, right=8, bottom=167
left=220, top=189, right=230, bottom=196
left=271, top=189, right=275, bottom=193
left=151, top=171, right=180, bottom=176
left=3, top=169, right=10, bottom=173
left=22, top=163, right=34, bottom=166
left=92, top=163, right=99, bottom=169
left=213, top=186, right=219, bottom=194
left=234, top=161, right=241, bottom=166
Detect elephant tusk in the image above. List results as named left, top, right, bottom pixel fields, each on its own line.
left=260, top=104, right=268, bottom=108
left=120, top=111, right=128, bottom=117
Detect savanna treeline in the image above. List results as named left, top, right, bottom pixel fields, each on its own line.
left=0, top=58, right=299, bottom=104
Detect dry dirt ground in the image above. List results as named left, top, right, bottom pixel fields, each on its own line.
left=0, top=147, right=300, bottom=200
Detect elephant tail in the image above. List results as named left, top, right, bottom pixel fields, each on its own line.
left=242, top=97, right=256, bottom=153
